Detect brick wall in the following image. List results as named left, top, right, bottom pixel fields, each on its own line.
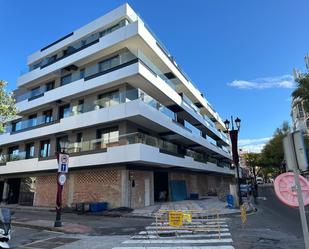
left=34, top=168, right=123, bottom=208
left=73, top=168, right=122, bottom=208
left=33, top=174, right=69, bottom=207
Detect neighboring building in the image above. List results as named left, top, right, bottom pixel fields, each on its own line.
left=291, top=97, right=309, bottom=135
left=0, top=4, right=234, bottom=208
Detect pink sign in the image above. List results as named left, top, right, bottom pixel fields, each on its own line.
left=274, top=172, right=309, bottom=208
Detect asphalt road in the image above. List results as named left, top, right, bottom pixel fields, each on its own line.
left=8, top=186, right=309, bottom=249
left=229, top=184, right=306, bottom=249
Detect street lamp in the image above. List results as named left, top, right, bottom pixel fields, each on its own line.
left=224, top=116, right=243, bottom=206
left=54, top=138, right=70, bottom=227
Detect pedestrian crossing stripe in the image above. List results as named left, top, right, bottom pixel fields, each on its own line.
left=123, top=238, right=233, bottom=244
left=146, top=224, right=228, bottom=230
left=151, top=221, right=227, bottom=226
left=139, top=228, right=229, bottom=234
left=132, top=232, right=231, bottom=239
left=112, top=246, right=235, bottom=249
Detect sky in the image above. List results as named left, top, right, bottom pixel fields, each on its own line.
left=1, top=0, right=309, bottom=152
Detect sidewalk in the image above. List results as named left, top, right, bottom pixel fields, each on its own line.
left=6, top=197, right=241, bottom=234
left=128, top=196, right=240, bottom=218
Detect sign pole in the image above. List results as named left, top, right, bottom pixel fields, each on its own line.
left=293, top=168, right=309, bottom=249
left=54, top=152, right=69, bottom=228
left=291, top=131, right=309, bottom=249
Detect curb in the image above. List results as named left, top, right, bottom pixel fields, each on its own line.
left=12, top=221, right=62, bottom=233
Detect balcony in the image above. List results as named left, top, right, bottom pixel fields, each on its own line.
left=28, top=19, right=129, bottom=72
left=0, top=132, right=231, bottom=170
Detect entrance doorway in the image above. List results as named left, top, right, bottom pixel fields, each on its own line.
left=7, top=178, right=21, bottom=204
left=154, top=172, right=169, bottom=202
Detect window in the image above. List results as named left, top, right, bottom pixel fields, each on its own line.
left=58, top=104, right=70, bottom=119
left=30, top=86, right=41, bottom=98
left=76, top=132, right=83, bottom=143
left=28, top=114, right=37, bottom=127
left=26, top=143, right=35, bottom=159
left=43, top=109, right=53, bottom=123
left=40, top=140, right=51, bottom=158
left=96, top=127, right=119, bottom=149
left=99, top=55, right=120, bottom=72
left=97, top=90, right=120, bottom=108
left=77, top=99, right=84, bottom=113
left=8, top=146, right=19, bottom=161
left=11, top=120, right=22, bottom=132
left=45, top=81, right=55, bottom=92
left=79, top=69, right=85, bottom=79
left=61, top=74, right=72, bottom=86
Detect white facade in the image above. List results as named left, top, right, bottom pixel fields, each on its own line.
left=0, top=4, right=234, bottom=207
left=292, top=97, right=309, bottom=135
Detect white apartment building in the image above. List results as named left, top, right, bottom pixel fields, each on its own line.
left=292, top=97, right=309, bottom=135
left=0, top=4, right=234, bottom=208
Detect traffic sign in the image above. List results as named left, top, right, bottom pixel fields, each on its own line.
left=58, top=174, right=66, bottom=186
left=168, top=211, right=183, bottom=227
left=274, top=172, right=309, bottom=208
left=58, top=153, right=69, bottom=173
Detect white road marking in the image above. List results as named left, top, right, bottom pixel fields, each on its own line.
left=146, top=224, right=228, bottom=230
left=112, top=247, right=235, bottom=249
left=123, top=238, right=233, bottom=244
left=139, top=228, right=230, bottom=234
left=132, top=232, right=231, bottom=239
left=151, top=221, right=227, bottom=226
left=113, top=247, right=235, bottom=249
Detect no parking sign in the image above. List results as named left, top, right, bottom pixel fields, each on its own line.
left=58, top=153, right=69, bottom=173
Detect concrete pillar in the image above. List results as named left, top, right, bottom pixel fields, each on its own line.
left=2, top=180, right=9, bottom=204
left=121, top=169, right=129, bottom=207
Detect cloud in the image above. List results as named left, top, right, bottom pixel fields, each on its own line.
left=228, top=75, right=295, bottom=90
left=238, top=137, right=272, bottom=153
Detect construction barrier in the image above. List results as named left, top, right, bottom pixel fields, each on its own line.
left=154, top=209, right=223, bottom=239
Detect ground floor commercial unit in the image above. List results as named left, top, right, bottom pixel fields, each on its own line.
left=0, top=165, right=234, bottom=209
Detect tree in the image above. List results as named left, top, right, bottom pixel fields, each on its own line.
left=260, top=122, right=290, bottom=171
left=0, top=80, right=17, bottom=132
left=292, top=70, right=309, bottom=112
left=243, top=152, right=261, bottom=180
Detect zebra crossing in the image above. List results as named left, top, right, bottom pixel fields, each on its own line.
left=112, top=217, right=235, bottom=249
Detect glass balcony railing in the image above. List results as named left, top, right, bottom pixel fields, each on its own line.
left=67, top=132, right=178, bottom=156
left=27, top=19, right=129, bottom=72
left=0, top=132, right=230, bottom=168
left=5, top=115, right=54, bottom=134
left=16, top=86, right=48, bottom=103
left=0, top=151, right=27, bottom=164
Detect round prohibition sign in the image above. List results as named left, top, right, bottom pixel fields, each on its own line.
left=60, top=154, right=68, bottom=164
left=274, top=172, right=309, bottom=208
left=58, top=173, right=67, bottom=186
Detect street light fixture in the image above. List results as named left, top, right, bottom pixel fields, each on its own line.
left=225, top=116, right=242, bottom=206
left=54, top=138, right=70, bottom=228
left=59, top=139, right=70, bottom=153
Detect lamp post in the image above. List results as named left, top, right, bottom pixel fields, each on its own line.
left=54, top=138, right=70, bottom=228
left=224, top=116, right=242, bottom=206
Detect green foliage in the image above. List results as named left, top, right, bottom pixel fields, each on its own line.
left=243, top=153, right=261, bottom=168
left=260, top=122, right=290, bottom=169
left=0, top=80, right=18, bottom=132
left=292, top=73, right=309, bottom=112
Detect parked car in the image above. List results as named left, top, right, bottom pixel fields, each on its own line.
left=256, top=177, right=264, bottom=185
